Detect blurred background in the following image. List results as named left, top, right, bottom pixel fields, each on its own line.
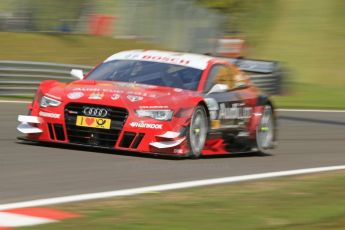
left=0, top=0, right=344, bottom=108
left=0, top=0, right=226, bottom=53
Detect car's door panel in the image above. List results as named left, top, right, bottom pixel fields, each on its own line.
left=206, top=91, right=252, bottom=131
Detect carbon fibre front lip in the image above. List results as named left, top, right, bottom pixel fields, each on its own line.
left=16, top=136, right=187, bottom=159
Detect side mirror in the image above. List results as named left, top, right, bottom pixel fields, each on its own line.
left=70, top=69, right=84, bottom=80
left=207, top=84, right=229, bottom=95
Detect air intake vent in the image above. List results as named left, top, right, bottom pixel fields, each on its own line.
left=47, top=123, right=55, bottom=140
left=54, top=124, right=65, bottom=141
left=119, top=132, right=136, bottom=148
left=131, top=133, right=145, bottom=149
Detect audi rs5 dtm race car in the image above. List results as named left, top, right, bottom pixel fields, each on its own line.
left=17, top=50, right=276, bottom=158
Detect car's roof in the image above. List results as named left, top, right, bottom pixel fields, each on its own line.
left=104, top=50, right=214, bottom=70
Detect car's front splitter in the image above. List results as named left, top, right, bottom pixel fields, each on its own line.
left=16, top=136, right=189, bottom=158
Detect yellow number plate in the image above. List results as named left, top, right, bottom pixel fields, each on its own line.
left=76, top=116, right=111, bottom=129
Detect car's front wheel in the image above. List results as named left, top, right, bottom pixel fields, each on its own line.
left=187, top=105, right=208, bottom=159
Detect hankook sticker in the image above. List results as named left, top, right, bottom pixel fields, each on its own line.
left=129, top=121, right=162, bottom=129
left=39, top=111, right=61, bottom=119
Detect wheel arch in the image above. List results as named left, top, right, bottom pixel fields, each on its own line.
left=197, top=100, right=211, bottom=130
left=257, top=95, right=276, bottom=117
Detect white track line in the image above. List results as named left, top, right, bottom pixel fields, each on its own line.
left=277, top=109, right=345, bottom=113
left=1, top=100, right=344, bottom=112
left=0, top=165, right=344, bottom=211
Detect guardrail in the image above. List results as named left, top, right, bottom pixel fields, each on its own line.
left=0, top=60, right=284, bottom=97
left=0, top=61, right=92, bottom=96
left=224, top=57, right=285, bottom=95
left=247, top=72, right=283, bottom=95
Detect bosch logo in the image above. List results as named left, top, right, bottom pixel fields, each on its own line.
left=83, top=107, right=108, bottom=117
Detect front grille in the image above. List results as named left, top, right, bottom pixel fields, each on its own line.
left=64, top=103, right=128, bottom=148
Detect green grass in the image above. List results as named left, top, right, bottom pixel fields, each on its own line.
left=21, top=171, right=345, bottom=229
left=0, top=32, right=161, bottom=65
left=273, top=83, right=345, bottom=109
left=0, top=95, right=33, bottom=101
left=236, top=0, right=345, bottom=108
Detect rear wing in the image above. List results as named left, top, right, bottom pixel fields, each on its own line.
left=221, top=57, right=285, bottom=95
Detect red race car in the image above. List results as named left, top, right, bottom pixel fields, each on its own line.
left=17, top=50, right=277, bottom=158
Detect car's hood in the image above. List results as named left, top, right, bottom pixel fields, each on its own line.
left=42, top=80, right=201, bottom=110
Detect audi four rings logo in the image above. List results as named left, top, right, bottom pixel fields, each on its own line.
left=83, top=107, right=108, bottom=117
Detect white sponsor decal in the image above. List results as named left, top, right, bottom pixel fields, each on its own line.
left=67, top=92, right=84, bottom=100
left=71, top=87, right=156, bottom=98
left=104, top=50, right=212, bottom=70
left=127, top=95, right=143, bottom=102
left=127, top=91, right=157, bottom=98
left=218, top=103, right=252, bottom=120
left=143, top=55, right=191, bottom=66
left=210, top=111, right=218, bottom=120
left=139, top=105, right=169, bottom=109
left=117, top=82, right=156, bottom=89
left=111, top=94, right=120, bottom=100
left=39, top=111, right=61, bottom=119
left=129, top=121, right=162, bottom=129
left=72, top=88, right=124, bottom=94
left=173, top=149, right=184, bottom=154
left=113, top=53, right=191, bottom=66
left=73, top=87, right=101, bottom=92
left=204, top=98, right=219, bottom=120
left=88, top=93, right=104, bottom=100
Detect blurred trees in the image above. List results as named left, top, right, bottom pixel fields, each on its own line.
left=196, top=0, right=240, bottom=12
left=196, top=0, right=268, bottom=34
left=0, top=0, right=88, bottom=31
left=25, top=0, right=87, bottom=31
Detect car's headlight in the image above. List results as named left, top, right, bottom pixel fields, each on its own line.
left=135, top=109, right=173, bottom=121
left=40, top=96, right=61, bottom=108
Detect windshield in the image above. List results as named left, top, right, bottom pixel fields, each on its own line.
left=86, top=60, right=203, bottom=91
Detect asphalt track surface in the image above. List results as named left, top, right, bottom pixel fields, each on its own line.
left=1, top=103, right=344, bottom=204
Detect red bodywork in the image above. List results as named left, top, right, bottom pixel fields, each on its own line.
left=19, top=52, right=270, bottom=157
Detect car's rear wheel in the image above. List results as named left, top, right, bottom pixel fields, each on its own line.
left=256, top=105, right=275, bottom=154
left=187, top=105, right=208, bottom=159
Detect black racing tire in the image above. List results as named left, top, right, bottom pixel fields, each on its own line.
left=187, top=105, right=208, bottom=159
left=255, top=105, right=275, bottom=155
